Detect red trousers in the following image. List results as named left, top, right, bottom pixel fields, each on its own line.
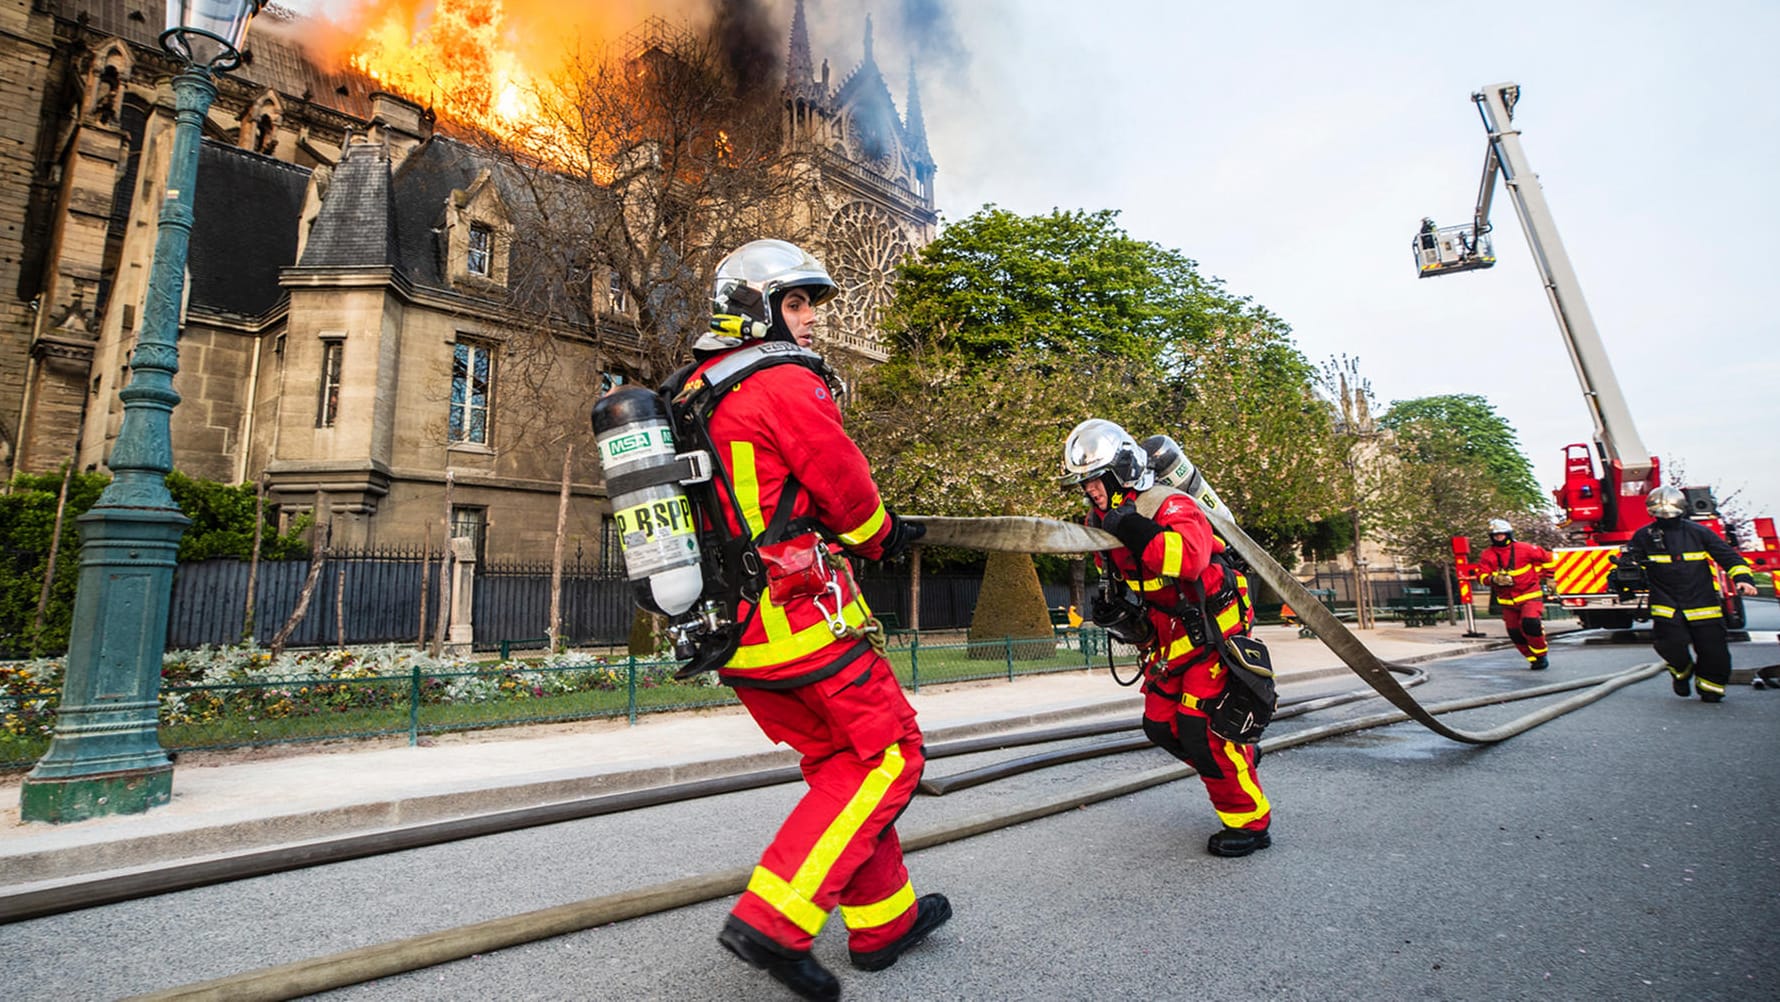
left=1141, top=654, right=1271, bottom=831
left=731, top=652, right=926, bottom=954
left=1499, top=598, right=1547, bottom=663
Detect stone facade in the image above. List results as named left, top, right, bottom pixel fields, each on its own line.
left=3, top=0, right=937, bottom=563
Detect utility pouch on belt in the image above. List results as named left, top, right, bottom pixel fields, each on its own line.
left=758, top=531, right=834, bottom=605
left=1202, top=634, right=1277, bottom=744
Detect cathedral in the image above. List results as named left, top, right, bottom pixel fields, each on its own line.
left=0, top=0, right=937, bottom=561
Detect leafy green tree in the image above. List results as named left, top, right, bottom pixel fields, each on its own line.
left=855, top=205, right=1343, bottom=572
left=1378, top=394, right=1545, bottom=512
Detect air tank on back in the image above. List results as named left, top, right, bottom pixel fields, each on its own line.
left=592, top=387, right=703, bottom=616
left=1141, top=434, right=1227, bottom=514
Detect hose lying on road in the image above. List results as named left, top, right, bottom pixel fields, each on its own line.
left=126, top=661, right=1660, bottom=1002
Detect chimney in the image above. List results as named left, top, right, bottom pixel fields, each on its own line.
left=368, top=91, right=433, bottom=163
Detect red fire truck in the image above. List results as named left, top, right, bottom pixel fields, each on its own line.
left=1418, top=83, right=1779, bottom=630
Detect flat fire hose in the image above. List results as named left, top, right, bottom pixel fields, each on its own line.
left=909, top=512, right=1645, bottom=745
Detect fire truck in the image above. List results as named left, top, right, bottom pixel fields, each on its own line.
left=1416, top=82, right=1780, bottom=631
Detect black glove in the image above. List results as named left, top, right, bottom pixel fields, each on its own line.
left=1100, top=504, right=1164, bottom=556
left=876, top=511, right=926, bottom=561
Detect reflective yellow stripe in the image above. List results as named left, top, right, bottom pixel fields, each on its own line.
left=1505, top=564, right=1536, bottom=575
left=746, top=866, right=830, bottom=936
left=1697, top=678, right=1725, bottom=695
left=1159, top=533, right=1184, bottom=578
left=1666, top=662, right=1692, bottom=680
left=1680, top=551, right=1709, bottom=561
left=1651, top=604, right=1677, bottom=618
left=1216, top=738, right=1271, bottom=828
left=1163, top=633, right=1202, bottom=661
left=840, top=881, right=915, bottom=931
left=1160, top=602, right=1243, bottom=662
left=1647, top=554, right=1672, bottom=563
left=838, top=502, right=888, bottom=547
left=1730, top=565, right=1753, bottom=578
left=791, top=743, right=906, bottom=905
left=730, top=442, right=793, bottom=644
left=1499, top=591, right=1542, bottom=605
left=1215, top=602, right=1241, bottom=634
left=731, top=441, right=763, bottom=538
left=1134, top=576, right=1174, bottom=593
left=727, top=599, right=871, bottom=670
left=1681, top=606, right=1722, bottom=621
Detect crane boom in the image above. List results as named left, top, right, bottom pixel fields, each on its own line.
left=1472, top=82, right=1652, bottom=486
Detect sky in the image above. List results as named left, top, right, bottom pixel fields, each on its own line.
left=285, top=0, right=1780, bottom=525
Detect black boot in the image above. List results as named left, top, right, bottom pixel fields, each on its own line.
left=719, top=916, right=839, bottom=1002
left=1529, top=656, right=1549, bottom=671
left=1670, top=665, right=1693, bottom=698
left=1207, top=826, right=1272, bottom=857
left=849, top=894, right=952, bottom=972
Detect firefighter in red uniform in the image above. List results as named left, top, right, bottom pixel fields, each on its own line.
left=1622, top=486, right=1759, bottom=702
left=1473, top=518, right=1554, bottom=669
left=1064, top=419, right=1272, bottom=857
left=681, top=240, right=947, bottom=1001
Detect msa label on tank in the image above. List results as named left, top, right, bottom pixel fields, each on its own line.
left=599, top=425, right=675, bottom=466
left=615, top=496, right=698, bottom=574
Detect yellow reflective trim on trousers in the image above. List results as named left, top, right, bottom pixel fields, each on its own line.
left=727, top=599, right=871, bottom=670
left=1697, top=678, right=1725, bottom=695
left=1159, top=533, right=1184, bottom=578
left=1651, top=604, right=1677, bottom=618
left=840, top=880, right=915, bottom=931
left=731, top=442, right=793, bottom=644
left=1667, top=662, right=1692, bottom=679
left=1216, top=737, right=1271, bottom=828
left=1681, top=606, right=1722, bottom=621
left=746, top=866, right=830, bottom=936
left=790, top=743, right=907, bottom=905
left=838, top=502, right=888, bottom=547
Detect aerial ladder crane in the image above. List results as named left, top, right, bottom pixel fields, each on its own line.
left=1416, top=82, right=1778, bottom=630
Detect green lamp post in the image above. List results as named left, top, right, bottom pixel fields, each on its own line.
left=20, top=0, right=266, bottom=823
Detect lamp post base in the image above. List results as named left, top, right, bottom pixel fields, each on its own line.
left=20, top=765, right=173, bottom=824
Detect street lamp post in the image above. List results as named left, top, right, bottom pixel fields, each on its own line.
left=20, top=0, right=265, bottom=823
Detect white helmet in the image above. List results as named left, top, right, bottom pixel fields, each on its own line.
left=1487, top=518, right=1513, bottom=536
left=1062, top=419, right=1153, bottom=490
left=1646, top=485, right=1686, bottom=519
left=710, top=239, right=837, bottom=341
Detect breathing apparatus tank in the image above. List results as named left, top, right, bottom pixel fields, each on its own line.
left=592, top=387, right=708, bottom=617
left=1141, top=435, right=1226, bottom=514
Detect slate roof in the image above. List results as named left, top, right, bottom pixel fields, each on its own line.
left=188, top=141, right=310, bottom=316
left=296, top=140, right=397, bottom=270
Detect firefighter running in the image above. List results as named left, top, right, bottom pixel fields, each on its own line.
left=686, top=240, right=947, bottom=1000
left=1065, top=419, right=1273, bottom=857
left=1472, top=518, right=1555, bottom=670
left=1621, top=486, right=1760, bottom=702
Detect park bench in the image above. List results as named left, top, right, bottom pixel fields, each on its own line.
left=1288, top=588, right=1355, bottom=638
left=1387, top=587, right=1446, bottom=627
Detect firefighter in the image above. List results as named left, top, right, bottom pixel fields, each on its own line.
left=1471, top=518, right=1555, bottom=670
left=692, top=240, right=947, bottom=1000
left=1621, top=486, right=1760, bottom=702
left=1064, top=419, right=1272, bottom=857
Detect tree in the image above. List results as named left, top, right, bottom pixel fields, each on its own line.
left=854, top=207, right=1344, bottom=572
left=1378, top=394, right=1545, bottom=512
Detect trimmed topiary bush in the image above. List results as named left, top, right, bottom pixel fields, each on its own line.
left=967, top=551, right=1057, bottom=660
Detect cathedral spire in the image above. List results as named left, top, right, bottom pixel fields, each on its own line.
left=786, top=0, right=815, bottom=90
left=904, top=58, right=932, bottom=162
left=863, top=13, right=875, bottom=65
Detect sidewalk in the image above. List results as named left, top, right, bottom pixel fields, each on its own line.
left=0, top=621, right=1530, bottom=888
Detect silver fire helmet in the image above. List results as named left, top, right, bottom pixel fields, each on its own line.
left=1061, top=419, right=1153, bottom=490
left=711, top=239, right=837, bottom=335
left=1646, top=486, right=1687, bottom=519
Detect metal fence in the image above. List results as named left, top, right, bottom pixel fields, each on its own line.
left=166, top=552, right=1027, bottom=652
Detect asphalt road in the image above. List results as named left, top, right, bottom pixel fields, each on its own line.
left=3, top=602, right=1776, bottom=1001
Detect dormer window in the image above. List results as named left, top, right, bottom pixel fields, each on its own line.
left=467, top=224, right=492, bottom=277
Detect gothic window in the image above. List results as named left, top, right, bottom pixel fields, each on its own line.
left=450, top=340, right=495, bottom=445
left=466, top=225, right=493, bottom=277
left=316, top=339, right=343, bottom=427
left=600, top=515, right=622, bottom=576
left=825, top=202, right=913, bottom=352
left=608, top=270, right=627, bottom=313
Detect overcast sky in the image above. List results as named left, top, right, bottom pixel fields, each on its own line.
left=288, top=0, right=1779, bottom=527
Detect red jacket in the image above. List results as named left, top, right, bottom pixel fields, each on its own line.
left=693, top=347, right=894, bottom=686
left=1474, top=540, right=1553, bottom=606
left=1094, top=488, right=1251, bottom=686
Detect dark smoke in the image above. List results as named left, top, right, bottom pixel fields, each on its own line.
left=711, top=0, right=781, bottom=95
